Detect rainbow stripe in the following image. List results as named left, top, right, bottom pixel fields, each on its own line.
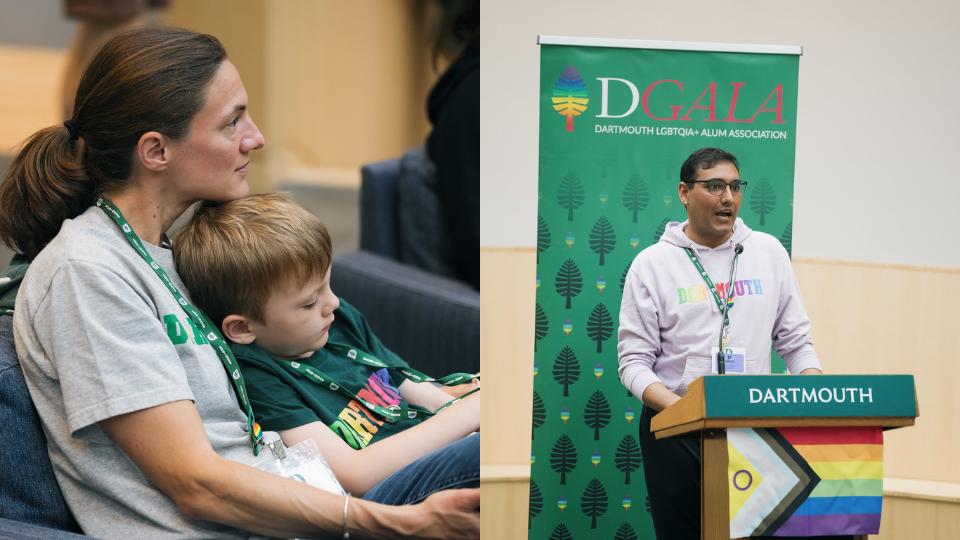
left=773, top=426, right=883, bottom=537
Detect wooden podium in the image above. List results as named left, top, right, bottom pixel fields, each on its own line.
left=651, top=374, right=918, bottom=540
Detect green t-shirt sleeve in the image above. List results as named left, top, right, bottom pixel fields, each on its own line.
left=235, top=352, right=323, bottom=432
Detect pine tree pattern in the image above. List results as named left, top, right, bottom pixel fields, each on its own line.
left=537, top=215, right=551, bottom=264
left=531, top=55, right=798, bottom=540
left=558, top=173, right=585, bottom=222
left=552, top=346, right=580, bottom=397
left=531, top=391, right=546, bottom=440
left=532, top=57, right=793, bottom=540
left=614, top=522, right=638, bottom=540
left=555, top=259, right=583, bottom=309
left=614, top=434, right=642, bottom=484
left=622, top=175, right=649, bottom=223
left=750, top=178, right=777, bottom=226
left=585, top=303, right=613, bottom=353
left=589, top=216, right=616, bottom=266
left=584, top=390, right=612, bottom=440
left=595, top=152, right=616, bottom=179
left=534, top=303, right=549, bottom=352
left=549, top=434, right=579, bottom=485
left=780, top=220, right=793, bottom=257
left=581, top=478, right=609, bottom=529
left=653, top=217, right=669, bottom=244
left=529, top=479, right=543, bottom=529
left=548, top=523, right=573, bottom=540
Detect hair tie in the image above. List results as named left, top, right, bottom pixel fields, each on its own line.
left=63, top=120, right=80, bottom=141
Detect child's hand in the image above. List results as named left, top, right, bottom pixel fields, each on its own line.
left=438, top=377, right=480, bottom=398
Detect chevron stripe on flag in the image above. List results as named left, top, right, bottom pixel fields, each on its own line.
left=728, top=428, right=820, bottom=537
left=728, top=427, right=883, bottom=537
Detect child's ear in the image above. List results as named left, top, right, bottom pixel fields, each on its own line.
left=222, top=314, right=256, bottom=344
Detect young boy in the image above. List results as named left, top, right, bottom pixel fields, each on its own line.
left=173, top=192, right=479, bottom=500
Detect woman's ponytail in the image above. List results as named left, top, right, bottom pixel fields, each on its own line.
left=0, top=124, right=95, bottom=260
left=0, top=26, right=225, bottom=260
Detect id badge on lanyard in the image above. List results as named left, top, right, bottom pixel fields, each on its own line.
left=710, top=347, right=747, bottom=374
left=257, top=434, right=345, bottom=495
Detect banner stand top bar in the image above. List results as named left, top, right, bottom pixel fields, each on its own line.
left=537, top=35, right=802, bottom=56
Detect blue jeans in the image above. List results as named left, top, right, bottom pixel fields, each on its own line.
left=362, top=434, right=479, bottom=505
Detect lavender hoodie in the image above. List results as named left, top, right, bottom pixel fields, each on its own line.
left=617, top=218, right=821, bottom=402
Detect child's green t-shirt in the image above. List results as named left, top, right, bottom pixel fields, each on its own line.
left=232, top=299, right=423, bottom=450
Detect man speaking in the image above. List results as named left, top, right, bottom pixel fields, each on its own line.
left=617, top=147, right=822, bottom=539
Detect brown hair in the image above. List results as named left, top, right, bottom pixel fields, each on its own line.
left=173, top=192, right=333, bottom=330
left=0, top=25, right=226, bottom=260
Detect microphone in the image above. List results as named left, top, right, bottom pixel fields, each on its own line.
left=716, top=244, right=744, bottom=374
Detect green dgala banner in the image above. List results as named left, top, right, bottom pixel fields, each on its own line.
left=530, top=37, right=801, bottom=539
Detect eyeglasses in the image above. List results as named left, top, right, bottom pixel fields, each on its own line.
left=687, top=179, right=747, bottom=196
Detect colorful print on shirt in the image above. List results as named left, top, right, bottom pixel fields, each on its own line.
left=677, top=279, right=764, bottom=305
left=328, top=368, right=402, bottom=449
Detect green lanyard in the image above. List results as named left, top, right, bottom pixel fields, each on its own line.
left=276, top=342, right=479, bottom=423
left=682, top=247, right=732, bottom=327
left=0, top=309, right=12, bottom=317
left=97, top=198, right=265, bottom=456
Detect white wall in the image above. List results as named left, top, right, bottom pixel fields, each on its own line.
left=481, top=0, right=960, bottom=269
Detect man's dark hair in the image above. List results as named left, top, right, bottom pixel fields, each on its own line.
left=680, top=147, right=740, bottom=185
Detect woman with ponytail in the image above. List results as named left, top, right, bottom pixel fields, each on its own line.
left=0, top=25, right=478, bottom=540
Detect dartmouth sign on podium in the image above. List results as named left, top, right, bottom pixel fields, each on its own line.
left=702, top=374, right=918, bottom=419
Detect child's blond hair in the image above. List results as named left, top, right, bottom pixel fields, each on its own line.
left=173, top=192, right=332, bottom=329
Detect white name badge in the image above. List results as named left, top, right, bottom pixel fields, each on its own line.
left=256, top=435, right=345, bottom=495
left=710, top=347, right=746, bottom=374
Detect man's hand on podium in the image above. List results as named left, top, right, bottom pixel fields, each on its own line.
left=641, top=382, right=682, bottom=412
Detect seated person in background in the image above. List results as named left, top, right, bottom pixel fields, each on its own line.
left=173, top=192, right=480, bottom=499
left=427, top=0, right=479, bottom=290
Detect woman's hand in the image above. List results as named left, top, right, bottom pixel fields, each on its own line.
left=349, top=489, right=480, bottom=540
left=406, top=489, right=480, bottom=540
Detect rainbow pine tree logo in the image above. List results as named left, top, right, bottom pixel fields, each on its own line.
left=552, top=65, right=588, bottom=131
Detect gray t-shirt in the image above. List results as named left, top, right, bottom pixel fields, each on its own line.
left=14, top=207, right=283, bottom=540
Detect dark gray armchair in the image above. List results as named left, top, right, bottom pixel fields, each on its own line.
left=0, top=313, right=88, bottom=538
left=330, top=147, right=480, bottom=378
